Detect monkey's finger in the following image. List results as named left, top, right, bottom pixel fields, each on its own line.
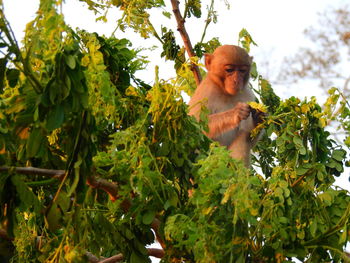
left=241, top=108, right=251, bottom=115
left=238, top=110, right=251, bottom=120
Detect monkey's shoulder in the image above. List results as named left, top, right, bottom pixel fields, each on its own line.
left=188, top=80, right=214, bottom=107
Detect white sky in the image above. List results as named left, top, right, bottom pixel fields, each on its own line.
left=2, top=0, right=350, bottom=257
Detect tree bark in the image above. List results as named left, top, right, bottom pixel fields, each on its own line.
left=170, top=0, right=202, bottom=86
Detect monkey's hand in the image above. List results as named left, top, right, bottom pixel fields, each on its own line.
left=251, top=108, right=267, bottom=127
left=247, top=102, right=268, bottom=127
left=207, top=102, right=251, bottom=138
left=233, top=102, right=251, bottom=124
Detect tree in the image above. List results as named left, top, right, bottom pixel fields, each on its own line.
left=0, top=1, right=350, bottom=262
left=277, top=5, right=350, bottom=96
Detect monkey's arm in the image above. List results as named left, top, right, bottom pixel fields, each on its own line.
left=207, top=102, right=251, bottom=138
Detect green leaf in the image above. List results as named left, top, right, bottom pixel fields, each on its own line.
left=46, top=203, right=62, bottom=231
left=67, top=159, right=82, bottom=197
left=162, top=11, right=171, bottom=18
left=293, top=136, right=306, bottom=154
left=344, top=136, right=350, bottom=147
left=316, top=170, right=324, bottom=181
left=279, top=217, right=289, bottom=224
left=65, top=55, right=76, bottom=70
left=6, top=68, right=20, bottom=88
left=319, top=192, right=332, bottom=206
left=280, top=228, right=289, bottom=239
left=335, top=162, right=343, bottom=172
left=142, top=210, right=155, bottom=225
left=274, top=187, right=283, bottom=197
left=26, top=127, right=44, bottom=158
left=56, top=192, right=70, bottom=213
left=283, top=188, right=290, bottom=198
left=279, top=180, right=288, bottom=188
left=11, top=175, right=43, bottom=213
left=130, top=252, right=149, bottom=263
left=292, top=136, right=302, bottom=146
left=0, top=58, right=7, bottom=92
left=63, top=75, right=71, bottom=99
left=332, top=149, right=345, bottom=161
left=296, top=163, right=312, bottom=175
left=326, top=160, right=336, bottom=168
left=46, top=104, right=64, bottom=131
left=297, top=229, right=305, bottom=239
left=124, top=228, right=134, bottom=240
left=158, top=141, right=170, bottom=155
left=236, top=252, right=245, bottom=263
left=339, top=225, right=347, bottom=244
left=310, top=220, right=317, bottom=237
left=49, top=81, right=59, bottom=104
left=133, top=240, right=148, bottom=255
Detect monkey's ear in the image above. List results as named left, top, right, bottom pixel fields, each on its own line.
left=204, top=53, right=213, bottom=70
left=249, top=56, right=254, bottom=64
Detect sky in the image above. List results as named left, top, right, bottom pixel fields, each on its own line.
left=2, top=0, right=350, bottom=260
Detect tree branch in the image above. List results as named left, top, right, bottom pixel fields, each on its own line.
left=0, top=166, right=65, bottom=180
left=86, top=176, right=120, bottom=201
left=86, top=248, right=164, bottom=263
left=170, top=0, right=202, bottom=86
left=98, top=254, right=123, bottom=263
left=0, top=165, right=166, bottom=250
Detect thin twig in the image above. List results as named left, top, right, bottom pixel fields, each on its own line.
left=200, top=0, right=214, bottom=43
left=170, top=0, right=202, bottom=86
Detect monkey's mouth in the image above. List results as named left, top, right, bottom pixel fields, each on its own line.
left=225, top=85, right=240, bottom=95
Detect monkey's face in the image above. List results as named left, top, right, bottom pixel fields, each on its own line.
left=205, top=45, right=251, bottom=96
left=222, top=65, right=250, bottom=95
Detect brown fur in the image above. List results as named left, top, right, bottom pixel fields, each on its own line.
left=189, top=45, right=259, bottom=167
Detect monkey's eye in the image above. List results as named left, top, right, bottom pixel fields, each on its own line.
left=239, top=69, right=247, bottom=73
left=225, top=68, right=235, bottom=73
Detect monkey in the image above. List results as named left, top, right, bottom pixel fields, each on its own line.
left=189, top=45, right=262, bottom=167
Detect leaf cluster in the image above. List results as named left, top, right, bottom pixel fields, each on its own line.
left=0, top=1, right=349, bottom=263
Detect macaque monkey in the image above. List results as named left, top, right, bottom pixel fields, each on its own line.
left=189, top=45, right=261, bottom=167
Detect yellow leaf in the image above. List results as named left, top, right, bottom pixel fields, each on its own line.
left=247, top=101, right=267, bottom=113
left=301, top=104, right=309, bottom=113
left=250, top=208, right=259, bottom=216
left=232, top=237, right=245, bottom=245
left=202, top=207, right=213, bottom=215
left=125, top=86, right=139, bottom=97
left=81, top=55, right=90, bottom=67
left=6, top=98, right=26, bottom=114
left=319, top=117, right=327, bottom=128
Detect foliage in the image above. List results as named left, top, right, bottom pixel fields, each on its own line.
left=0, top=1, right=350, bottom=263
